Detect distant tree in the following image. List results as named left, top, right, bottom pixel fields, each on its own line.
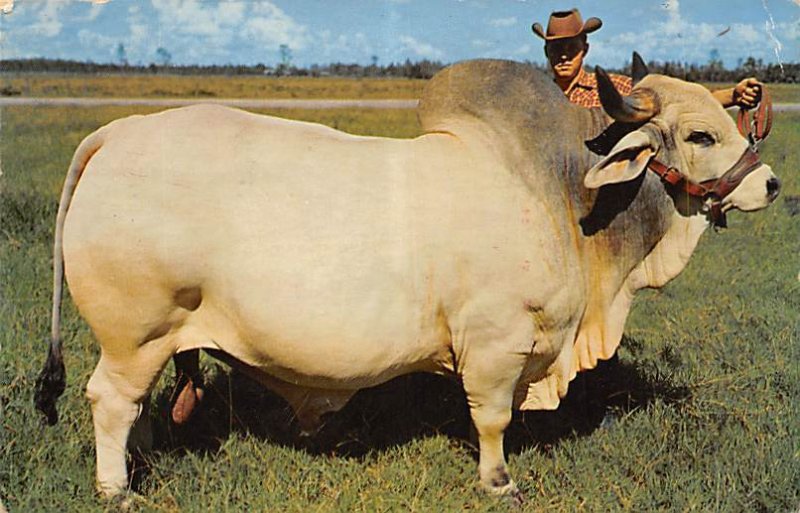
left=274, top=44, right=293, bottom=76
left=279, top=44, right=292, bottom=66
left=155, top=47, right=172, bottom=67
left=708, top=48, right=723, bottom=69
left=116, top=43, right=128, bottom=66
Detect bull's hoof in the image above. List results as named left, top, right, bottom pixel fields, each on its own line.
left=484, top=480, right=525, bottom=507
left=171, top=381, right=204, bottom=425
left=508, top=487, right=525, bottom=507
left=108, top=492, right=140, bottom=511
left=95, top=485, right=135, bottom=510
left=483, top=474, right=522, bottom=497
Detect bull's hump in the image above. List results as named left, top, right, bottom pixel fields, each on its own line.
left=418, top=59, right=568, bottom=134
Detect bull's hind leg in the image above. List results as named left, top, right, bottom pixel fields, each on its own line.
left=86, top=348, right=171, bottom=496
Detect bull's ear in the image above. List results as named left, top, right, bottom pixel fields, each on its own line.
left=584, top=129, right=656, bottom=189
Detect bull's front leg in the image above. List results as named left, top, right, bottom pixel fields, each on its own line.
left=459, top=326, right=530, bottom=502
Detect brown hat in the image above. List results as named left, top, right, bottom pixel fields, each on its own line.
left=532, top=8, right=602, bottom=41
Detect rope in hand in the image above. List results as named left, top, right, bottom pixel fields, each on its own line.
left=736, top=86, right=772, bottom=152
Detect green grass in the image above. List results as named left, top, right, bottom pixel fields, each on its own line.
left=1, top=104, right=798, bottom=512
left=0, top=74, right=427, bottom=100
left=1, top=73, right=797, bottom=103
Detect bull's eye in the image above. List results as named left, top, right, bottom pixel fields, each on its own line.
left=686, top=131, right=716, bottom=147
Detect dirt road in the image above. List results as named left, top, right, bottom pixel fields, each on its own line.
left=1, top=97, right=799, bottom=111
left=0, top=97, right=418, bottom=109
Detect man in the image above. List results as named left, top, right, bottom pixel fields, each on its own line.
left=532, top=9, right=762, bottom=109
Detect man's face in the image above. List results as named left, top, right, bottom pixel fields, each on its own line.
left=545, top=36, right=587, bottom=81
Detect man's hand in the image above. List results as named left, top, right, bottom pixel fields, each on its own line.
left=732, top=77, right=762, bottom=109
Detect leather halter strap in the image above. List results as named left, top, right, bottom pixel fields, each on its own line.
left=645, top=86, right=772, bottom=228
left=647, top=147, right=762, bottom=228
left=647, top=147, right=762, bottom=202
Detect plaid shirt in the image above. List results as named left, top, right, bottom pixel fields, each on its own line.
left=563, top=68, right=633, bottom=108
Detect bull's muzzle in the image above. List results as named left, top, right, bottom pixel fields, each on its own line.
left=767, top=176, right=781, bottom=202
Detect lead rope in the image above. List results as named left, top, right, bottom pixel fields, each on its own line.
left=736, top=86, right=772, bottom=152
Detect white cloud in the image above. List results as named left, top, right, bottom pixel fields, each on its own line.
left=588, top=0, right=792, bottom=68
left=730, top=23, right=761, bottom=44
left=511, top=43, right=532, bottom=56
left=129, top=23, right=147, bottom=44
left=242, top=2, right=310, bottom=51
left=30, top=0, right=64, bottom=37
left=85, top=3, right=104, bottom=21
left=144, top=0, right=310, bottom=64
left=316, top=30, right=373, bottom=62
left=152, top=0, right=227, bottom=37
left=489, top=16, right=517, bottom=28
left=398, top=35, right=443, bottom=59
left=779, top=20, right=800, bottom=40
left=0, top=0, right=106, bottom=17
left=217, top=2, right=245, bottom=25
left=471, top=39, right=494, bottom=49
left=77, top=28, right=116, bottom=54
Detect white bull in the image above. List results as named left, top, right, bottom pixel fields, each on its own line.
left=34, top=58, right=779, bottom=500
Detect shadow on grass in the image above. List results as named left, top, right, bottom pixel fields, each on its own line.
left=143, top=335, right=690, bottom=469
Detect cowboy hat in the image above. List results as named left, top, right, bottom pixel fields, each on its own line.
left=532, top=8, right=602, bottom=41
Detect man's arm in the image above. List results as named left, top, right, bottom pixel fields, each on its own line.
left=712, top=77, right=763, bottom=109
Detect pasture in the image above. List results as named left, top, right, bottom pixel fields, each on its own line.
left=1, top=98, right=798, bottom=511
left=0, top=74, right=427, bottom=100
left=1, top=73, right=800, bottom=103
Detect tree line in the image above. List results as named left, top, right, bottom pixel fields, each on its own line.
left=620, top=57, right=798, bottom=84
left=0, top=58, right=448, bottom=79
left=1, top=57, right=798, bottom=83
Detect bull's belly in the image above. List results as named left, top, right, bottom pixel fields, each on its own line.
left=64, top=203, right=451, bottom=391
left=183, top=275, right=451, bottom=389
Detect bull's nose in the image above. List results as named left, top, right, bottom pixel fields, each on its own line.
left=767, top=177, right=781, bottom=201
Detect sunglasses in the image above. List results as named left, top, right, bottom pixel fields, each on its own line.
left=545, top=38, right=586, bottom=59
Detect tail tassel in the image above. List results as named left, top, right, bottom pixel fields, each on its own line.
left=34, top=341, right=66, bottom=426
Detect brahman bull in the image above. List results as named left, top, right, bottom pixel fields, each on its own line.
left=35, top=56, right=779, bottom=500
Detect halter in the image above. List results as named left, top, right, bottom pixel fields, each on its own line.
left=646, top=87, right=772, bottom=228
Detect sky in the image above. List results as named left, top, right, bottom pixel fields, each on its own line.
left=0, top=0, right=798, bottom=69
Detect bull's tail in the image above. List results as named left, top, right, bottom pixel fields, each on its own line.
left=34, top=128, right=106, bottom=425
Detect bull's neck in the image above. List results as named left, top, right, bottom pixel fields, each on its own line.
left=568, top=108, right=711, bottom=370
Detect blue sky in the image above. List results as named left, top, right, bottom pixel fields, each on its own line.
left=0, top=0, right=798, bottom=69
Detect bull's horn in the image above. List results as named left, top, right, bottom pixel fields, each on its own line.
left=631, top=52, right=648, bottom=86
left=596, top=66, right=660, bottom=123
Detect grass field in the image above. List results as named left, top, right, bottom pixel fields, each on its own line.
left=0, top=74, right=427, bottom=100
left=1, top=73, right=799, bottom=103
left=1, top=101, right=798, bottom=512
